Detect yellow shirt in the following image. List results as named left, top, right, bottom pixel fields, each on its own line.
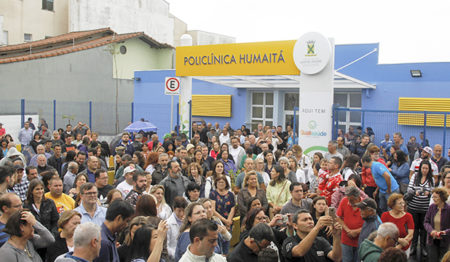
left=45, top=192, right=75, bottom=214
left=266, top=180, right=291, bottom=207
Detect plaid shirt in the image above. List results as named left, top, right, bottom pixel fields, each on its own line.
left=13, top=179, right=30, bottom=201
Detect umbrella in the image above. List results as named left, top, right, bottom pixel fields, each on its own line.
left=124, top=121, right=158, bottom=132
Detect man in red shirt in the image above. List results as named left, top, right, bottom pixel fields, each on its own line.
left=336, top=186, right=364, bottom=262
left=0, top=123, right=5, bottom=137
left=320, top=157, right=343, bottom=205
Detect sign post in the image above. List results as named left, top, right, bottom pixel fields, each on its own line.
left=293, top=32, right=335, bottom=155
left=165, top=77, right=180, bottom=132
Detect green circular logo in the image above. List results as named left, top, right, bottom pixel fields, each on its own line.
left=308, top=120, right=317, bottom=129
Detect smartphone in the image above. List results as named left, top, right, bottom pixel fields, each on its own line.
left=328, top=207, right=336, bottom=220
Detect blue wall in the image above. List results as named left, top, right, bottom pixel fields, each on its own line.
left=134, top=70, right=247, bottom=137
left=335, top=44, right=450, bottom=148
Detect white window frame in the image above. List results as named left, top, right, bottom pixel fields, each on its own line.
left=334, top=92, right=362, bottom=131
left=250, top=91, right=274, bottom=129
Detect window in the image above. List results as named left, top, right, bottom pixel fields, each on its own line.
left=24, top=33, right=32, bottom=42
left=284, top=93, right=299, bottom=132
left=1, top=31, right=7, bottom=46
left=334, top=92, right=362, bottom=132
left=251, top=92, right=274, bottom=131
left=42, top=0, right=54, bottom=11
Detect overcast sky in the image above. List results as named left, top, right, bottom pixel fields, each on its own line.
left=166, top=0, right=450, bottom=64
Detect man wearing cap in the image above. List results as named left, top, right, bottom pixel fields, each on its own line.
left=409, top=146, right=439, bottom=179
left=12, top=162, right=29, bottom=201
left=356, top=198, right=381, bottom=251
left=116, top=165, right=135, bottom=197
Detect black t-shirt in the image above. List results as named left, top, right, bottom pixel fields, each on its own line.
left=282, top=234, right=333, bottom=262
left=98, top=184, right=114, bottom=199
left=227, top=240, right=258, bottom=262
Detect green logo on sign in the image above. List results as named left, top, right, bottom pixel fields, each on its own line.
left=308, top=120, right=317, bottom=129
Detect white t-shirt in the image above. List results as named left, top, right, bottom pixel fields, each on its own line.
left=116, top=181, right=133, bottom=198
left=410, top=158, right=439, bottom=175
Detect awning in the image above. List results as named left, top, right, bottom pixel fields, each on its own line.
left=193, top=71, right=376, bottom=90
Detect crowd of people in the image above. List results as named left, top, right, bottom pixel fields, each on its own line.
left=0, top=119, right=449, bottom=262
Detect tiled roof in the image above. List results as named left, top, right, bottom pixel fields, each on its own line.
left=0, top=28, right=173, bottom=64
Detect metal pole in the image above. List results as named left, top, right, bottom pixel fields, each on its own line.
left=189, top=100, right=192, bottom=139
left=21, top=99, right=25, bottom=127
left=331, top=107, right=336, bottom=139
left=293, top=107, right=298, bottom=144
left=53, top=100, right=56, bottom=131
left=423, top=111, right=427, bottom=143
left=89, top=101, right=92, bottom=130
left=131, top=102, right=134, bottom=123
left=443, top=113, right=447, bottom=151
left=170, top=96, right=174, bottom=132
left=361, top=110, right=365, bottom=132
left=176, top=103, right=179, bottom=135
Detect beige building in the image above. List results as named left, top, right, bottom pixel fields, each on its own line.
left=0, top=0, right=234, bottom=47
left=0, top=0, right=69, bottom=45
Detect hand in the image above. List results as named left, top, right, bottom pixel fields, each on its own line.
left=269, top=214, right=283, bottom=227
left=218, top=225, right=228, bottom=235
left=316, top=216, right=333, bottom=229
left=387, top=189, right=391, bottom=194
left=372, top=191, right=377, bottom=198
left=273, top=206, right=282, bottom=213
left=430, top=230, right=438, bottom=238
left=416, top=191, right=420, bottom=196
left=332, top=222, right=342, bottom=237
left=424, top=191, right=429, bottom=196
left=325, top=225, right=333, bottom=237
left=156, top=220, right=168, bottom=240
left=21, top=211, right=37, bottom=226
left=347, top=229, right=358, bottom=238
left=398, top=238, right=409, bottom=247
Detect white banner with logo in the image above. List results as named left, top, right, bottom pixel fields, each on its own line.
left=293, top=32, right=335, bottom=156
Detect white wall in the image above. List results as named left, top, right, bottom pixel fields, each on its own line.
left=69, top=0, right=174, bottom=45
left=0, top=114, right=39, bottom=142
left=188, top=30, right=236, bottom=46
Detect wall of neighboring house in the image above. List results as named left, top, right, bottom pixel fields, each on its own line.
left=0, top=47, right=133, bottom=134
left=69, top=0, right=174, bottom=45
left=112, top=37, right=174, bottom=80
left=0, top=0, right=68, bottom=45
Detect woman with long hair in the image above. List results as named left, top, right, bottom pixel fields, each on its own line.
left=255, top=158, right=270, bottom=187
left=264, top=151, right=275, bottom=175
left=132, top=151, right=146, bottom=170
left=209, top=141, right=220, bottom=160
left=278, top=156, right=297, bottom=183
left=218, top=149, right=237, bottom=176
left=192, top=149, right=209, bottom=176
left=381, top=193, right=414, bottom=252
left=105, top=189, right=123, bottom=206
left=144, top=152, right=159, bottom=174
left=310, top=196, right=333, bottom=244
left=391, top=150, right=410, bottom=194
left=209, top=175, right=236, bottom=230
left=30, top=132, right=42, bottom=154
left=205, top=160, right=231, bottom=199
left=424, top=188, right=450, bottom=261
left=45, top=210, right=82, bottom=262
left=23, top=179, right=59, bottom=234
left=127, top=221, right=168, bottom=262
left=150, top=185, right=172, bottom=220
left=266, top=165, right=291, bottom=215
left=237, top=171, right=268, bottom=220
left=187, top=162, right=206, bottom=198
left=174, top=203, right=210, bottom=261
left=407, top=160, right=435, bottom=258
left=341, top=154, right=359, bottom=181
left=135, top=194, right=158, bottom=218
left=68, top=173, right=88, bottom=201
left=118, top=216, right=148, bottom=262
left=180, top=157, right=192, bottom=177
left=0, top=210, right=54, bottom=262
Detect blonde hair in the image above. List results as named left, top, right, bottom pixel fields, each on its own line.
left=243, top=171, right=259, bottom=188
left=58, top=210, right=82, bottom=229
left=150, top=185, right=167, bottom=205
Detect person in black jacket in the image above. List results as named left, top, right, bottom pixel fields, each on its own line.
left=23, top=178, right=59, bottom=234
left=46, top=210, right=82, bottom=262
left=48, top=144, right=64, bottom=176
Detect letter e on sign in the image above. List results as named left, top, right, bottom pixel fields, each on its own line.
left=165, top=77, right=181, bottom=95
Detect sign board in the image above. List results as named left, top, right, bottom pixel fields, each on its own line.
left=165, top=77, right=180, bottom=95
left=175, top=40, right=299, bottom=76
left=293, top=32, right=331, bottom=75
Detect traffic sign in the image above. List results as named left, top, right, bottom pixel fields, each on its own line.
left=165, top=77, right=180, bottom=95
